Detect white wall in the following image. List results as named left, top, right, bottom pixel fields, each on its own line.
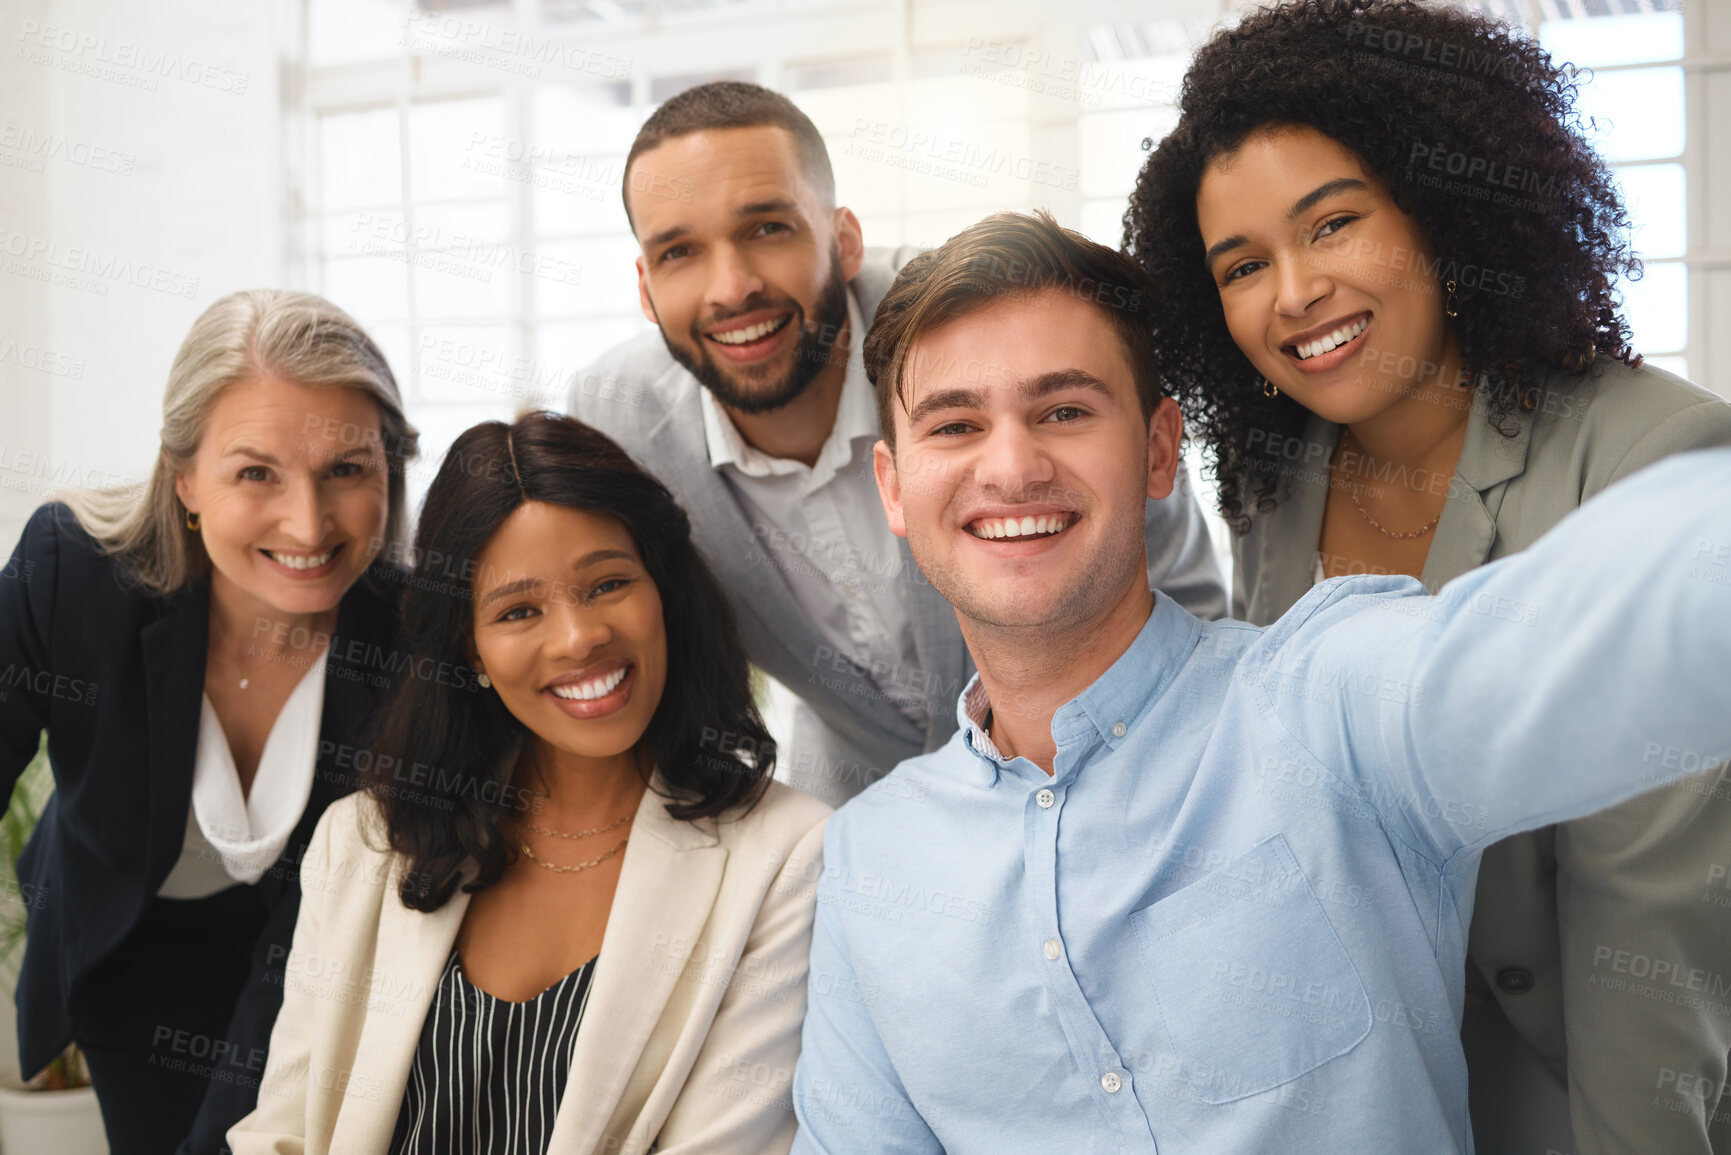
left=0, top=0, right=289, bottom=1080
left=0, top=0, right=290, bottom=547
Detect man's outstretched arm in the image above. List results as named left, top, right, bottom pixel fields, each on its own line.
left=1259, top=448, right=1731, bottom=864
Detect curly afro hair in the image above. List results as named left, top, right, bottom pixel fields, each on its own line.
left=1123, top=0, right=1641, bottom=531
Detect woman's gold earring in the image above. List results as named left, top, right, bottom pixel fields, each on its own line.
left=476, top=672, right=492, bottom=689
left=185, top=509, right=201, bottom=531
left=1262, top=378, right=1279, bottom=399
left=1444, top=279, right=1459, bottom=319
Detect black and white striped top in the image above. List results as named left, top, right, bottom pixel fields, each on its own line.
left=388, top=947, right=598, bottom=1154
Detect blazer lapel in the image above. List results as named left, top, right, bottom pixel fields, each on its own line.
left=307, top=575, right=400, bottom=812
left=139, top=582, right=210, bottom=889
left=333, top=872, right=469, bottom=1148
left=640, top=380, right=810, bottom=655
left=1254, top=413, right=1336, bottom=622
left=640, top=375, right=924, bottom=747
left=549, top=782, right=727, bottom=1154
left=1421, top=389, right=1535, bottom=592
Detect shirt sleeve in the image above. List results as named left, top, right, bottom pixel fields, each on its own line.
left=791, top=827, right=942, bottom=1155
left=1145, top=465, right=1228, bottom=622
left=1260, top=448, right=1731, bottom=865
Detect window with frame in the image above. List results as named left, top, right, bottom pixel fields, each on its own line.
left=297, top=0, right=1701, bottom=518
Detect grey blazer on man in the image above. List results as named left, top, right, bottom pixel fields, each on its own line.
left=568, top=248, right=1226, bottom=788
left=1232, top=358, right=1731, bottom=1154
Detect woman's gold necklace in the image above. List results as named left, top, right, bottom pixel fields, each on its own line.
left=1340, top=429, right=1443, bottom=540
left=522, top=812, right=633, bottom=840
left=519, top=832, right=630, bottom=874
left=517, top=811, right=635, bottom=874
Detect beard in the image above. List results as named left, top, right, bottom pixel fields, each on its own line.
left=660, top=246, right=851, bottom=416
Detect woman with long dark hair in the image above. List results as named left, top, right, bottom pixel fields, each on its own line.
left=1124, top=2, right=1731, bottom=1150
left=229, top=411, right=829, bottom=1155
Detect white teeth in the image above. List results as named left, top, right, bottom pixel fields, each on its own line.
left=267, top=549, right=335, bottom=569
left=551, top=666, right=628, bottom=701
left=1293, top=317, right=1368, bottom=361
left=709, top=315, right=791, bottom=346
left=968, top=514, right=1071, bottom=541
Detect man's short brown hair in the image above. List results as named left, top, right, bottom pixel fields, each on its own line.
left=863, top=211, right=1164, bottom=449
left=623, top=80, right=835, bottom=230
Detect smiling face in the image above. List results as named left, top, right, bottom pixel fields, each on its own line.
left=1196, top=125, right=1467, bottom=425
left=873, top=290, right=1180, bottom=635
left=174, top=375, right=388, bottom=618
left=469, top=502, right=668, bottom=767
left=630, top=125, right=863, bottom=415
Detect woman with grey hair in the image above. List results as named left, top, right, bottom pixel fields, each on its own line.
left=0, top=290, right=418, bottom=1154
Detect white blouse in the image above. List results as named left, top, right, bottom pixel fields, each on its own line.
left=157, top=651, right=328, bottom=899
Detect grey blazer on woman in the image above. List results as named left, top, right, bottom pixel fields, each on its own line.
left=1231, top=357, right=1731, bottom=1154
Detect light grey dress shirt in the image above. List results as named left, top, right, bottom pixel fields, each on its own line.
left=698, top=290, right=928, bottom=731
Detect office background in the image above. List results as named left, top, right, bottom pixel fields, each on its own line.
left=2, top=0, right=1722, bottom=565
left=0, top=0, right=1721, bottom=1090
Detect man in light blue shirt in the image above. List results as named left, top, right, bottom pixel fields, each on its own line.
left=789, top=211, right=1731, bottom=1153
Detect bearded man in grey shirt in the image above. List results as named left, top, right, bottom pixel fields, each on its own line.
left=568, top=81, right=1225, bottom=804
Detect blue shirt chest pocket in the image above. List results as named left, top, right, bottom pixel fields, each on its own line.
left=1130, top=833, right=1373, bottom=1103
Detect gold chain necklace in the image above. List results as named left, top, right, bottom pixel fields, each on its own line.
left=1340, top=430, right=1442, bottom=540
left=521, top=812, right=634, bottom=840
left=519, top=832, right=630, bottom=875
left=1347, top=484, right=1442, bottom=539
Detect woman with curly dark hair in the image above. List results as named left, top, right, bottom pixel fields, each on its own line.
left=230, top=412, right=829, bottom=1154
left=1124, top=1, right=1731, bottom=1150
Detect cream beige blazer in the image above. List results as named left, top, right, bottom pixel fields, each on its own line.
left=1231, top=359, right=1731, bottom=1154
left=228, top=777, right=830, bottom=1155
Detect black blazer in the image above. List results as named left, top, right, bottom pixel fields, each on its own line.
left=0, top=503, right=407, bottom=1151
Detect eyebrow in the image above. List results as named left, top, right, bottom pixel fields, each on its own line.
left=738, top=197, right=798, bottom=218
left=1202, top=177, right=1370, bottom=272
left=641, top=197, right=802, bottom=252
left=906, top=369, right=1116, bottom=428
left=1287, top=177, right=1367, bottom=220
left=476, top=548, right=636, bottom=608
left=643, top=222, right=691, bottom=251
left=1202, top=234, right=1248, bottom=272
left=1022, top=369, right=1115, bottom=404
left=227, top=444, right=377, bottom=467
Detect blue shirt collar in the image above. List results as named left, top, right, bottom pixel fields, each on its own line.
left=955, top=592, right=1203, bottom=784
